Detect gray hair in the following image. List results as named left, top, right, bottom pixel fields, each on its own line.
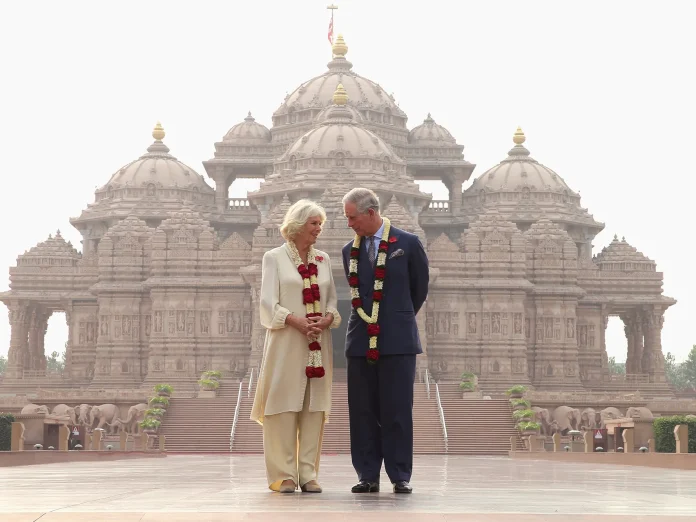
left=280, top=199, right=327, bottom=240
left=342, top=187, right=380, bottom=214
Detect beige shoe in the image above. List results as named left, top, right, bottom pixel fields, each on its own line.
left=279, top=479, right=296, bottom=493
left=301, top=480, right=322, bottom=493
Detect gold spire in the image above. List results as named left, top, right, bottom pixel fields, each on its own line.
left=152, top=121, right=165, bottom=141
left=513, top=126, right=526, bottom=145
left=333, top=83, right=348, bottom=106
left=332, top=34, right=348, bottom=57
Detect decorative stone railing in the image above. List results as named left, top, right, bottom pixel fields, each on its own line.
left=426, top=200, right=450, bottom=212
left=227, top=198, right=254, bottom=211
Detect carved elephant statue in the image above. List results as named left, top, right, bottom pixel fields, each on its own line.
left=580, top=408, right=600, bottom=431
left=109, top=403, right=148, bottom=434
left=20, top=403, right=49, bottom=415
left=76, top=404, right=92, bottom=426
left=552, top=406, right=581, bottom=434
left=532, top=407, right=552, bottom=436
left=51, top=404, right=78, bottom=425
left=598, top=407, right=623, bottom=429
left=89, top=404, right=121, bottom=433
left=626, top=407, right=654, bottom=421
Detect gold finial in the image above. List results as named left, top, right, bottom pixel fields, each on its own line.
left=513, top=126, right=526, bottom=145
left=332, top=34, right=348, bottom=57
left=152, top=121, right=165, bottom=141
left=333, top=83, right=348, bottom=106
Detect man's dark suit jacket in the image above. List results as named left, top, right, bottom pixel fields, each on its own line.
left=341, top=225, right=429, bottom=357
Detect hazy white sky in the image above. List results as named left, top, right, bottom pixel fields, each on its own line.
left=0, top=1, right=694, bottom=363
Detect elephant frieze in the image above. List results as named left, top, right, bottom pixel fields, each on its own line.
left=20, top=404, right=49, bottom=415
left=551, top=406, right=581, bottom=435
left=109, top=403, right=148, bottom=434
left=89, top=404, right=121, bottom=433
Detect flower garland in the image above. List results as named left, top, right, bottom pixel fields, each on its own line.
left=348, top=217, right=391, bottom=364
left=287, top=242, right=325, bottom=379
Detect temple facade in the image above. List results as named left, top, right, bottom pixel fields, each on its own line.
left=0, top=36, right=675, bottom=394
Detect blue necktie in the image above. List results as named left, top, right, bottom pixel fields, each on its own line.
left=367, top=236, right=376, bottom=266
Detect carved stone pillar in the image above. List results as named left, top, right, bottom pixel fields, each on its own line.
left=6, top=306, right=29, bottom=379
left=631, top=311, right=644, bottom=375
left=600, top=308, right=610, bottom=380
left=37, top=313, right=49, bottom=372
left=644, top=308, right=666, bottom=383
left=212, top=166, right=235, bottom=212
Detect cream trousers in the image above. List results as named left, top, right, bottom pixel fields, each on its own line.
left=262, top=381, right=324, bottom=490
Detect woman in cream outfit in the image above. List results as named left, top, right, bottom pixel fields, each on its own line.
left=251, top=199, right=341, bottom=493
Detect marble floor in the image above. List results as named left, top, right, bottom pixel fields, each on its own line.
left=1, top=454, right=696, bottom=521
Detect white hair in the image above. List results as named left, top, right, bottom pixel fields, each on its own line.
left=342, top=187, right=380, bottom=214
left=280, top=199, right=327, bottom=240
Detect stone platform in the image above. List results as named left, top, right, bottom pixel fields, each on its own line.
left=1, top=454, right=695, bottom=521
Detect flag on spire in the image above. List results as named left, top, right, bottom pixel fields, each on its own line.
left=327, top=4, right=337, bottom=45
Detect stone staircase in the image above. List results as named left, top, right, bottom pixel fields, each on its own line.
left=436, top=383, right=524, bottom=454
left=232, top=373, right=446, bottom=454
left=157, top=375, right=520, bottom=454
left=157, top=380, right=240, bottom=452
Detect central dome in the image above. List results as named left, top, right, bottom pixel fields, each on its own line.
left=272, top=35, right=406, bottom=128
left=280, top=84, right=401, bottom=164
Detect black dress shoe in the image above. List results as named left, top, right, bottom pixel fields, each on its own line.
left=393, top=481, right=412, bottom=494
left=351, top=480, right=380, bottom=493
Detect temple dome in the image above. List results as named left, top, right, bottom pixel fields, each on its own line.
left=409, top=114, right=456, bottom=145
left=222, top=112, right=271, bottom=144
left=96, top=123, right=215, bottom=200
left=467, top=127, right=573, bottom=194
left=281, top=84, right=401, bottom=163
left=272, top=35, right=406, bottom=126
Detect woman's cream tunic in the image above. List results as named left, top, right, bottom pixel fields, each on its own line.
left=251, top=244, right=341, bottom=424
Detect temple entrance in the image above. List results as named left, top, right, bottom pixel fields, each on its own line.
left=331, top=299, right=351, bottom=370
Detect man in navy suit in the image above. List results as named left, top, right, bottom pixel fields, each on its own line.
left=341, top=188, right=429, bottom=494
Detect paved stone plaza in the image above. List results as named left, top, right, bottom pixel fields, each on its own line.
left=1, top=455, right=696, bottom=521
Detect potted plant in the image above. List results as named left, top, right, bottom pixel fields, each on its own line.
left=512, top=409, right=535, bottom=423
left=459, top=372, right=478, bottom=397
left=201, top=370, right=222, bottom=381
left=149, top=396, right=169, bottom=409
left=139, top=418, right=161, bottom=435
left=145, top=408, right=166, bottom=419
left=198, top=378, right=220, bottom=392
left=154, top=384, right=173, bottom=397
left=518, top=421, right=541, bottom=437
left=510, top=398, right=531, bottom=411
left=505, top=385, right=527, bottom=399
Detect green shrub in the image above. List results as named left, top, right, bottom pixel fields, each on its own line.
left=139, top=418, right=161, bottom=430
left=512, top=409, right=535, bottom=420
left=459, top=381, right=475, bottom=390
left=145, top=408, right=166, bottom=417
left=0, top=413, right=15, bottom=451
left=505, top=385, right=527, bottom=395
left=198, top=378, right=220, bottom=389
left=653, top=416, right=696, bottom=453
left=149, top=396, right=169, bottom=408
left=202, top=370, right=222, bottom=379
left=518, top=421, right=540, bottom=432
left=154, top=384, right=173, bottom=394
left=511, top=399, right=531, bottom=408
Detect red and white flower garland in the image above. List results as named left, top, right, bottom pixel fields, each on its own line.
left=348, top=217, right=392, bottom=364
left=288, top=242, right=325, bottom=379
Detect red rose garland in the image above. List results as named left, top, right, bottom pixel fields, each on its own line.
left=289, top=243, right=325, bottom=379
left=348, top=217, right=392, bottom=364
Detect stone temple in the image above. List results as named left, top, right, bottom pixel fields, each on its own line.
left=0, top=35, right=676, bottom=395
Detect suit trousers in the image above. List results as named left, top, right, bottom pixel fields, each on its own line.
left=262, top=380, right=324, bottom=490
left=347, top=354, right=417, bottom=484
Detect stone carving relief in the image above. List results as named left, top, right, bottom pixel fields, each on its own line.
left=154, top=311, right=163, bottom=333
left=200, top=311, right=209, bottom=334
left=513, top=313, right=523, bottom=335
left=566, top=318, right=575, bottom=339
left=467, top=312, right=477, bottom=334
